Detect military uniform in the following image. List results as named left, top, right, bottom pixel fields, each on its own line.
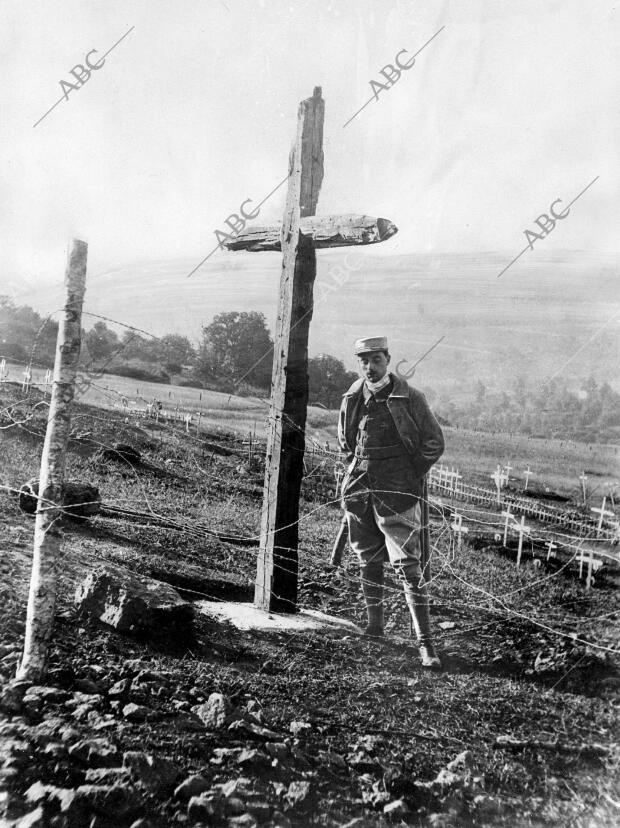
left=338, top=338, right=444, bottom=666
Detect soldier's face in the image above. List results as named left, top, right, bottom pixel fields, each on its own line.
left=358, top=350, right=390, bottom=382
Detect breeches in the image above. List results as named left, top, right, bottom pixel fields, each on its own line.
left=345, top=497, right=423, bottom=584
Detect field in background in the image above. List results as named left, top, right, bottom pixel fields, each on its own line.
left=7, top=362, right=619, bottom=504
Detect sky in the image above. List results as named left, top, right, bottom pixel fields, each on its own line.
left=2, top=0, right=619, bottom=295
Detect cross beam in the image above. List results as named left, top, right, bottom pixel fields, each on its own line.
left=226, top=87, right=397, bottom=612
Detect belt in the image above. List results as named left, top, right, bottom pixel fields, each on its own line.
left=354, top=444, right=404, bottom=460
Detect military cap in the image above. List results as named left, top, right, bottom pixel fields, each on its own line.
left=354, top=336, right=388, bottom=355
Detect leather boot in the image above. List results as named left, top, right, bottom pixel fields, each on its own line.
left=401, top=570, right=442, bottom=669
left=361, top=564, right=384, bottom=637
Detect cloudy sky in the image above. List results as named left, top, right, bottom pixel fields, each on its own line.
left=2, top=0, right=618, bottom=295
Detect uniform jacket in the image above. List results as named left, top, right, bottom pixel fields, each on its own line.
left=338, top=373, right=445, bottom=479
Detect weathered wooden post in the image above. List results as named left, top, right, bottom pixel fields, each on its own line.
left=579, top=472, right=588, bottom=504
left=501, top=507, right=514, bottom=547
left=17, top=239, right=88, bottom=682
left=514, top=515, right=530, bottom=567
left=223, top=87, right=397, bottom=612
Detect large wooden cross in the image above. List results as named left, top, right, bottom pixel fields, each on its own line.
left=225, top=87, right=397, bottom=612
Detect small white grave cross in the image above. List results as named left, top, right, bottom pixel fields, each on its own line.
left=591, top=496, right=614, bottom=537
left=579, top=472, right=588, bottom=504
left=184, top=413, right=192, bottom=433
left=514, top=515, right=531, bottom=567
left=501, top=507, right=514, bottom=546
left=0, top=359, right=7, bottom=384
left=523, top=465, right=533, bottom=491
left=436, top=463, right=447, bottom=487
left=44, top=369, right=53, bottom=395
left=545, top=541, right=557, bottom=561
left=22, top=367, right=32, bottom=391
left=491, top=465, right=505, bottom=504
left=451, top=468, right=462, bottom=495
left=604, top=482, right=616, bottom=511
left=576, top=547, right=602, bottom=590
left=451, top=511, right=468, bottom=551
left=504, top=462, right=513, bottom=483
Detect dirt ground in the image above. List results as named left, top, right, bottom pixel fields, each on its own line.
left=0, top=383, right=619, bottom=827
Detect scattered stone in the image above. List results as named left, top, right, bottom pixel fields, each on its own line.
left=228, top=815, right=258, bottom=828
left=42, top=742, right=66, bottom=759
left=75, top=784, right=143, bottom=818
left=236, top=749, right=270, bottom=772
left=171, top=713, right=205, bottom=732
left=95, top=443, right=142, bottom=464
left=472, top=794, right=503, bottom=816
left=438, top=621, right=456, bottom=630
left=122, top=703, right=154, bottom=722
left=192, top=692, right=229, bottom=729
left=383, top=798, right=410, bottom=816
left=432, top=769, right=461, bottom=789
left=108, top=679, right=131, bottom=698
left=446, top=750, right=474, bottom=773
left=25, top=782, right=77, bottom=811
left=73, top=678, right=103, bottom=695
left=289, top=721, right=311, bottom=736
left=13, top=806, right=46, bottom=827
left=0, top=680, right=31, bottom=715
left=18, top=479, right=101, bottom=519
left=265, top=742, right=289, bottom=761
left=225, top=796, right=246, bottom=815
left=135, top=669, right=169, bottom=684
left=123, top=751, right=181, bottom=792
left=245, top=801, right=272, bottom=821
left=228, top=720, right=282, bottom=740
left=285, top=781, right=311, bottom=807
left=212, top=748, right=242, bottom=765
left=174, top=774, right=211, bottom=801
left=74, top=566, right=194, bottom=636
left=59, top=726, right=81, bottom=744
left=22, top=686, right=71, bottom=704
left=122, top=659, right=152, bottom=675
left=67, top=738, right=118, bottom=766
left=317, top=750, right=347, bottom=770
left=187, top=793, right=220, bottom=822
left=85, top=767, right=131, bottom=784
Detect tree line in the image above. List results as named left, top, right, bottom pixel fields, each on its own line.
left=2, top=296, right=617, bottom=442
left=0, top=299, right=357, bottom=407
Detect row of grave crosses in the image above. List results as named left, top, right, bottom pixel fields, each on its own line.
left=0, top=361, right=52, bottom=394
left=435, top=463, right=462, bottom=494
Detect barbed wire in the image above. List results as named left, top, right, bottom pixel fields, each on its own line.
left=1, top=312, right=618, bottom=667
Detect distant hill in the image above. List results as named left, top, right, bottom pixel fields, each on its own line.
left=19, top=248, right=620, bottom=396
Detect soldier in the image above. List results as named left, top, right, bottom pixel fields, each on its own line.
left=338, top=336, right=445, bottom=669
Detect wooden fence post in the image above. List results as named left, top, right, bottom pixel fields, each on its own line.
left=17, top=239, right=88, bottom=682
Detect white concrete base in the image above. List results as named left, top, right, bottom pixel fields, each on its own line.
left=196, top=601, right=362, bottom=634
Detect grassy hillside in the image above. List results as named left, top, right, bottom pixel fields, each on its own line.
left=1, top=382, right=619, bottom=826
left=11, top=363, right=619, bottom=504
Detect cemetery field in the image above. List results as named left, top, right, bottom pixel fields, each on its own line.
left=1, top=381, right=619, bottom=827
left=12, top=362, right=618, bottom=503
